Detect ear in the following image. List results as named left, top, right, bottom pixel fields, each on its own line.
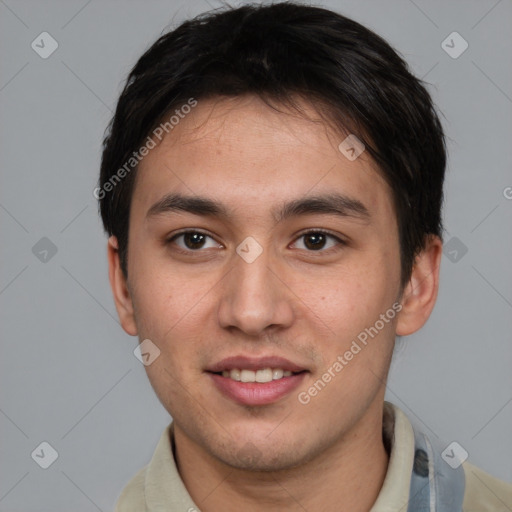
left=107, top=236, right=138, bottom=336
left=396, top=235, right=442, bottom=336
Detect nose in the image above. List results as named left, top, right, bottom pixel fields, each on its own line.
left=217, top=248, right=294, bottom=337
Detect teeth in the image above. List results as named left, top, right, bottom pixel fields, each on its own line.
left=241, top=369, right=255, bottom=382
left=272, top=368, right=284, bottom=380
left=220, top=368, right=296, bottom=382
left=256, top=368, right=273, bottom=383
left=230, top=369, right=241, bottom=381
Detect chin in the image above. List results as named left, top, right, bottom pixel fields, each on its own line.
left=207, top=431, right=317, bottom=473
left=223, top=446, right=305, bottom=472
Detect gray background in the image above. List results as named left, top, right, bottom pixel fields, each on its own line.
left=1, top=0, right=511, bottom=510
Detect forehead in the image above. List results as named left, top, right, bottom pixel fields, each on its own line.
left=132, top=95, right=394, bottom=222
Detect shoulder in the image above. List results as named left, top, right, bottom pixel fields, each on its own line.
left=114, top=465, right=148, bottom=512
left=462, top=461, right=512, bottom=511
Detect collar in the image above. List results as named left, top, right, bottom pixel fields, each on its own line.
left=127, top=401, right=465, bottom=511
left=370, top=402, right=416, bottom=511
left=373, top=402, right=465, bottom=512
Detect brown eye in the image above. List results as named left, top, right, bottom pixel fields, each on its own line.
left=168, top=231, right=221, bottom=252
left=182, top=232, right=207, bottom=249
left=292, top=230, right=344, bottom=252
left=303, top=232, right=327, bottom=250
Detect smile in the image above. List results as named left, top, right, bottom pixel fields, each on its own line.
left=208, top=370, right=307, bottom=406
left=220, top=368, right=294, bottom=383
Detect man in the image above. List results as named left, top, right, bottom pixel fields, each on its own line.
left=97, top=3, right=512, bottom=511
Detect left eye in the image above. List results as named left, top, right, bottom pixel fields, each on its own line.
left=292, top=231, right=342, bottom=251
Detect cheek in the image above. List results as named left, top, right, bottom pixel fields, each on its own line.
left=130, top=272, right=210, bottom=410
left=129, top=264, right=200, bottom=353
left=289, top=259, right=397, bottom=341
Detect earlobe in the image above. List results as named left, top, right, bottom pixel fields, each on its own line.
left=107, top=236, right=138, bottom=336
left=396, top=235, right=443, bottom=336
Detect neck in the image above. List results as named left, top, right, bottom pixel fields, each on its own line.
left=174, top=399, right=389, bottom=512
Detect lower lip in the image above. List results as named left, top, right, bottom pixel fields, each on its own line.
left=208, top=372, right=307, bottom=406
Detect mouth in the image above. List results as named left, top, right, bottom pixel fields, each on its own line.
left=210, top=367, right=305, bottom=383
left=206, top=355, right=309, bottom=406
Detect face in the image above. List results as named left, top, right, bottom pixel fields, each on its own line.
left=112, top=95, right=409, bottom=471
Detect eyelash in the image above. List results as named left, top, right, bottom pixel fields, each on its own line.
left=165, top=229, right=346, bottom=255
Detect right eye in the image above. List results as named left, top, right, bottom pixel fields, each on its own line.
left=166, top=230, right=223, bottom=253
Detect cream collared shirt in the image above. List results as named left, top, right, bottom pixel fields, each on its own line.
left=115, top=402, right=512, bottom=511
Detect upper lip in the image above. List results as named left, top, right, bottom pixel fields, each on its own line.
left=206, top=355, right=308, bottom=373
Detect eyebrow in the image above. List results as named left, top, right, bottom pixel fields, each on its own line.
left=146, top=192, right=371, bottom=223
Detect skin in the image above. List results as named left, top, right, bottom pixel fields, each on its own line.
left=108, top=95, right=442, bottom=512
